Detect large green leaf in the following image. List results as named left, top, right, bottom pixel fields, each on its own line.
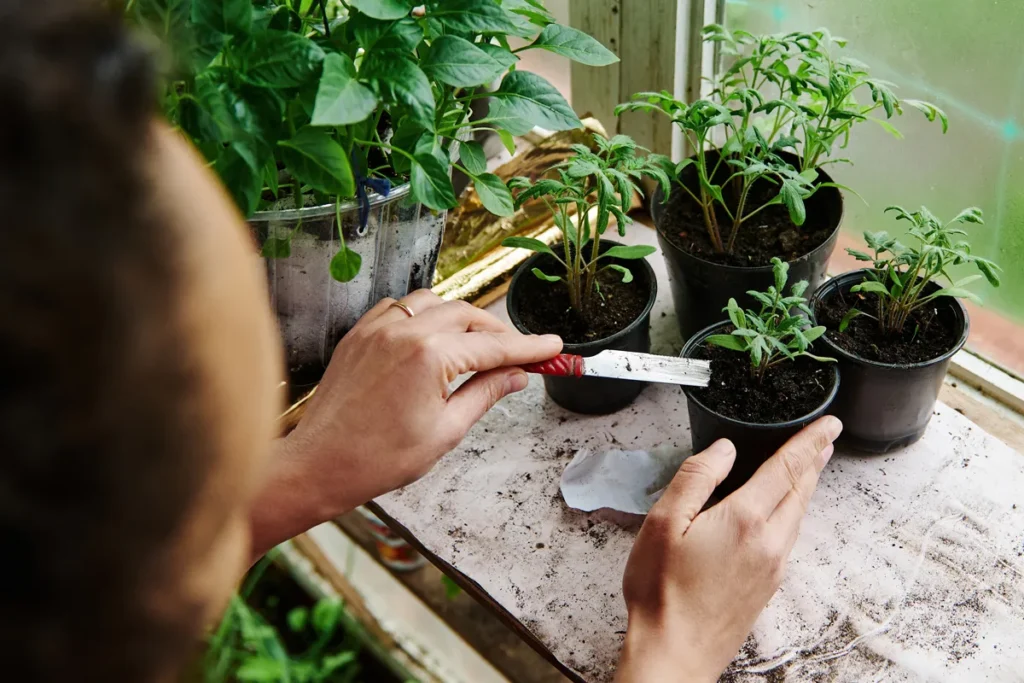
left=477, top=42, right=519, bottom=70
left=502, top=236, right=557, bottom=257
left=421, top=35, right=507, bottom=88
left=473, top=173, right=514, bottom=216
left=351, top=14, right=423, bottom=53
left=428, top=0, right=520, bottom=34
left=599, top=244, right=657, bottom=260
left=191, top=0, right=250, bottom=36
left=349, top=0, right=412, bottom=20
left=312, top=53, right=378, bottom=126
left=489, top=71, right=582, bottom=133
left=135, top=0, right=190, bottom=38
left=361, top=54, right=435, bottom=125
left=237, top=31, right=325, bottom=88
left=411, top=151, right=457, bottom=210
left=278, top=128, right=355, bottom=197
left=459, top=140, right=487, bottom=175
left=215, top=145, right=263, bottom=217
left=529, top=24, right=618, bottom=66
left=235, top=657, right=284, bottom=682
left=330, top=247, right=363, bottom=282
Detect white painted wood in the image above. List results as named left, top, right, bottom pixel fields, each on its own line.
left=950, top=349, right=1024, bottom=415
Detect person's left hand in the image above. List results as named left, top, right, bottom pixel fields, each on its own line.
left=250, top=290, right=562, bottom=557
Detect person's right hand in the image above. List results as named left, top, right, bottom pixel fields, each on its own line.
left=614, top=416, right=843, bottom=683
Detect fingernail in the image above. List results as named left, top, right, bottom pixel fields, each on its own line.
left=818, top=443, right=835, bottom=467
left=824, top=416, right=843, bottom=440
left=506, top=371, right=528, bottom=394
left=705, top=438, right=736, bottom=458
left=540, top=334, right=563, bottom=345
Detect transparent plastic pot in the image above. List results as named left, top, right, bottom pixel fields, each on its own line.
left=249, top=185, right=446, bottom=397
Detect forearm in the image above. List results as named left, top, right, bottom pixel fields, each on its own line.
left=246, top=434, right=355, bottom=561
left=614, top=615, right=720, bottom=683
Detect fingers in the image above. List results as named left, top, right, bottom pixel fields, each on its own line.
left=442, top=330, right=563, bottom=374
left=652, top=440, right=737, bottom=530
left=769, top=442, right=834, bottom=546
left=409, top=299, right=512, bottom=334
left=734, top=416, right=843, bottom=519
left=445, top=367, right=530, bottom=439
left=364, top=290, right=447, bottom=329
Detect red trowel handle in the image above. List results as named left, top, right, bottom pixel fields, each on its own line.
left=519, top=354, right=585, bottom=378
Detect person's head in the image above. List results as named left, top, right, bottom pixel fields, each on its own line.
left=0, top=1, right=284, bottom=680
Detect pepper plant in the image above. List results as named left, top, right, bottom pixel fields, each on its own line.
left=125, top=0, right=616, bottom=279
left=615, top=24, right=946, bottom=257
left=707, top=257, right=834, bottom=383
left=501, top=134, right=672, bottom=319
left=843, top=206, right=1001, bottom=335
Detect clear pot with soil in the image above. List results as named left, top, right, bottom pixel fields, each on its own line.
left=506, top=240, right=657, bottom=414
left=681, top=321, right=840, bottom=497
left=651, top=150, right=844, bottom=340
left=812, top=270, right=970, bottom=453
left=249, top=185, right=446, bottom=402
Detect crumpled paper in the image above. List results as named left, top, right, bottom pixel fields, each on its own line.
left=559, top=445, right=690, bottom=515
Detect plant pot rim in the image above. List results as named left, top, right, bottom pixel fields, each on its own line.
left=650, top=147, right=845, bottom=272
left=250, top=182, right=414, bottom=222
left=506, top=241, right=658, bottom=352
left=812, top=269, right=971, bottom=371
left=681, top=319, right=841, bottom=429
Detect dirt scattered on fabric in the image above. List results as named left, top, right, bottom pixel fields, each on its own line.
left=689, top=337, right=835, bottom=423
left=816, top=283, right=960, bottom=364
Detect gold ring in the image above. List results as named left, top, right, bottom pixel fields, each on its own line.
left=389, top=301, right=415, bottom=318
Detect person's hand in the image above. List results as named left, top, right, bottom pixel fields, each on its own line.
left=614, top=416, right=843, bottom=683
left=249, top=290, right=562, bottom=557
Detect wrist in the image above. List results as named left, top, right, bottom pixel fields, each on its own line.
left=616, top=612, right=719, bottom=683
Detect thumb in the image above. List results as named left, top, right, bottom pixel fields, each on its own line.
left=653, top=439, right=737, bottom=527
left=445, top=367, right=529, bottom=436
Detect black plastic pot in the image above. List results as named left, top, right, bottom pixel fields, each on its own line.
left=506, top=241, right=657, bottom=414
left=651, top=150, right=844, bottom=340
left=681, top=321, right=841, bottom=496
left=812, top=270, right=970, bottom=453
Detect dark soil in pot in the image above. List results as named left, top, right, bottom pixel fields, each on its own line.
left=813, top=270, right=969, bottom=453
left=652, top=150, right=843, bottom=339
left=507, top=240, right=657, bottom=414
left=682, top=322, right=840, bottom=497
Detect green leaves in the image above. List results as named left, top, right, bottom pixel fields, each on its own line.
left=428, top=0, right=521, bottom=34
left=237, top=31, right=324, bottom=88
left=421, top=36, right=508, bottom=87
left=278, top=128, right=355, bottom=197
left=605, top=264, right=634, bottom=283
left=489, top=71, right=582, bottom=133
left=473, top=173, right=515, bottom=216
left=411, top=149, right=458, bottom=210
left=191, top=0, right=251, bottom=36
left=529, top=24, right=619, bottom=65
left=349, top=0, right=413, bottom=20
left=312, top=53, right=378, bottom=126
left=330, top=247, right=363, bottom=283
left=361, top=53, right=435, bottom=125
left=599, top=244, right=657, bottom=260
left=502, top=236, right=558, bottom=258
left=707, top=257, right=832, bottom=381
left=135, top=0, right=190, bottom=39
left=531, top=268, right=564, bottom=283
left=459, top=140, right=487, bottom=175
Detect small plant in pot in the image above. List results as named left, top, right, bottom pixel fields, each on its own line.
left=615, top=24, right=947, bottom=339
left=813, top=205, right=1000, bottom=453
left=682, top=258, right=839, bottom=495
left=502, top=134, right=672, bottom=414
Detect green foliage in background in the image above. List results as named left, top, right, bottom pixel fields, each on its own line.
left=501, top=134, right=672, bottom=319
left=125, top=0, right=614, bottom=279
left=844, top=206, right=1001, bottom=335
left=616, top=25, right=946, bottom=256
left=707, top=257, right=833, bottom=382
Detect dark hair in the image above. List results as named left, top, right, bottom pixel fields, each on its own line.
left=0, top=1, right=216, bottom=680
